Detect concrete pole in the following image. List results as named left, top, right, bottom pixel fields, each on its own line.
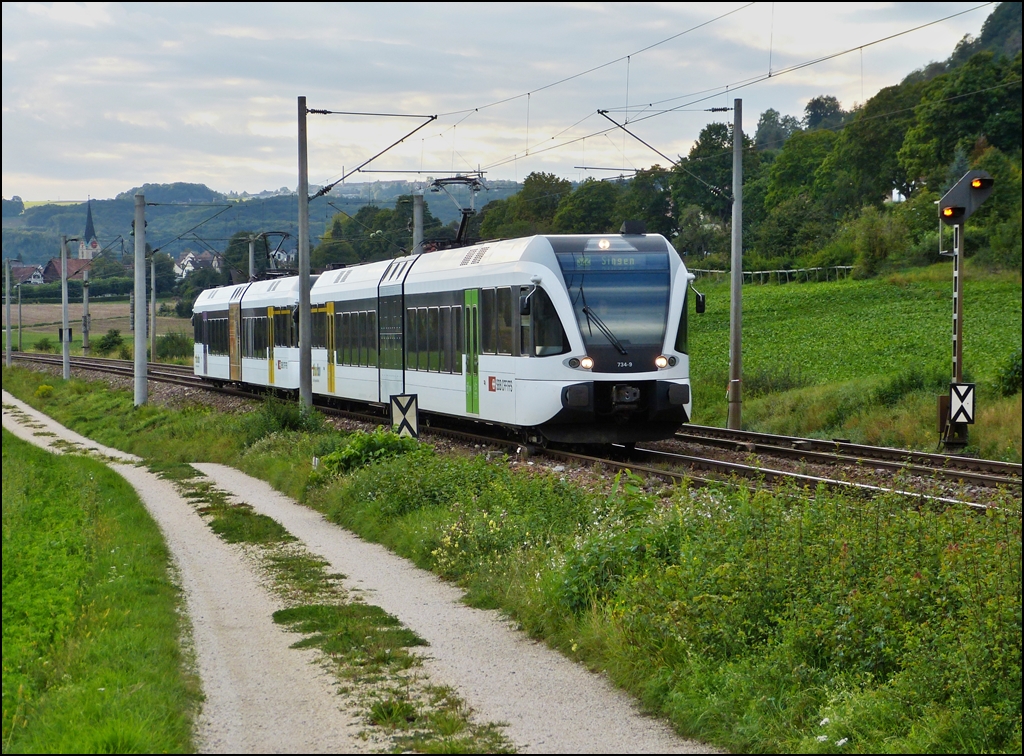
left=18, top=283, right=23, bottom=353
left=412, top=193, right=424, bottom=254
left=727, top=98, right=744, bottom=430
left=134, top=194, right=148, bottom=406
left=61, top=235, right=70, bottom=380
left=5, top=258, right=10, bottom=368
left=82, top=268, right=90, bottom=354
left=151, top=255, right=157, bottom=361
left=248, top=236, right=256, bottom=280
left=297, top=95, right=312, bottom=409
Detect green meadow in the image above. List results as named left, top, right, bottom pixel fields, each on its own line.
left=688, top=264, right=1022, bottom=459
left=1, top=429, right=199, bottom=753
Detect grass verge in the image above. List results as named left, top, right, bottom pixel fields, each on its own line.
left=2, top=428, right=199, bottom=753
left=151, top=461, right=513, bottom=754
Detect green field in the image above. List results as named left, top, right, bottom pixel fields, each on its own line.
left=1, top=429, right=199, bottom=753
left=687, top=265, right=1022, bottom=458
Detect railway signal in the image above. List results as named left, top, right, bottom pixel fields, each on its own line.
left=937, top=170, right=993, bottom=450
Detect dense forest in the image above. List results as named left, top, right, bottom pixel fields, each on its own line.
left=4, top=3, right=1020, bottom=282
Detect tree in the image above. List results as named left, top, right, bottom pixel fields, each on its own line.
left=552, top=179, right=623, bottom=233
left=152, top=252, right=176, bottom=294
left=671, top=122, right=735, bottom=221
left=89, top=250, right=129, bottom=279
left=754, top=108, right=801, bottom=151
left=764, top=129, right=838, bottom=207
left=2, top=196, right=24, bottom=217
left=515, top=172, right=572, bottom=227
left=614, top=166, right=675, bottom=237
left=803, top=95, right=846, bottom=130
left=813, top=80, right=926, bottom=213
left=223, top=231, right=271, bottom=278
left=898, top=51, right=1022, bottom=189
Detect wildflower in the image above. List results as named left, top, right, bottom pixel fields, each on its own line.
left=837, top=738, right=849, bottom=747
left=817, top=735, right=828, bottom=743
left=820, top=717, right=830, bottom=726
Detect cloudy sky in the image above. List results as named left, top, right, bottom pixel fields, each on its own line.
left=2, top=2, right=992, bottom=201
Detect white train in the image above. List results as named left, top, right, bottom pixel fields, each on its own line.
left=192, top=232, right=702, bottom=445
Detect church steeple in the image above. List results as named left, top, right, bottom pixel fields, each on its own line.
left=80, top=199, right=99, bottom=259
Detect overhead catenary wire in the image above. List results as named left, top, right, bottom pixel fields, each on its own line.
left=478, top=2, right=996, bottom=175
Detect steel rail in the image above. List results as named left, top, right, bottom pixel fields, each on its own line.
left=677, top=425, right=1021, bottom=480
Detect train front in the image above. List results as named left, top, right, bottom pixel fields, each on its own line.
left=534, top=233, right=694, bottom=444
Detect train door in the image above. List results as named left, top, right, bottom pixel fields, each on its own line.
left=228, top=302, right=242, bottom=381
left=202, top=311, right=208, bottom=374
left=465, top=289, right=479, bottom=414
left=378, top=289, right=403, bottom=402
left=326, top=301, right=336, bottom=394
left=267, top=305, right=275, bottom=385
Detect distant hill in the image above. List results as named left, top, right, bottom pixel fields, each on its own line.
left=2, top=179, right=520, bottom=267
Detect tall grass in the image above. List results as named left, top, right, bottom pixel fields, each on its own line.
left=2, top=430, right=199, bottom=752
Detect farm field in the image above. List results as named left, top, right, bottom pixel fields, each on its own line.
left=1, top=300, right=190, bottom=352
left=687, top=265, right=1022, bottom=458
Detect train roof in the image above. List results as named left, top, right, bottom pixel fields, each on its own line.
left=192, top=275, right=307, bottom=312
left=310, top=234, right=677, bottom=298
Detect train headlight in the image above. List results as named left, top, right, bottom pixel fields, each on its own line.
left=568, top=358, right=580, bottom=368
left=580, top=356, right=594, bottom=370
left=655, top=355, right=669, bottom=369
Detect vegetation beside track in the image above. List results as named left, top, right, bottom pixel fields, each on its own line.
left=1, top=428, right=199, bottom=753
left=689, top=266, right=1022, bottom=460
left=3, top=367, right=1021, bottom=753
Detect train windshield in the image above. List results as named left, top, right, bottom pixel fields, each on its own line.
left=555, top=248, right=670, bottom=351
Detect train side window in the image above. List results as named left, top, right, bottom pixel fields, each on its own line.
left=358, top=307, right=366, bottom=364
left=520, top=286, right=532, bottom=356
left=480, top=288, right=496, bottom=354
left=452, top=305, right=463, bottom=374
left=417, top=307, right=428, bottom=372
left=339, top=309, right=352, bottom=362
left=312, top=309, right=324, bottom=348
left=496, top=287, right=513, bottom=355
left=406, top=308, right=417, bottom=370
left=440, top=306, right=451, bottom=373
left=533, top=288, right=570, bottom=356
left=428, top=307, right=440, bottom=371
left=335, top=313, right=344, bottom=364
left=367, top=310, right=378, bottom=367
left=675, top=297, right=688, bottom=354
left=257, top=317, right=267, bottom=357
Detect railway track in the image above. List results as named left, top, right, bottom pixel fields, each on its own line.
left=10, top=352, right=1019, bottom=509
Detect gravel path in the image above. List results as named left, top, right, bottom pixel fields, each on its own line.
left=3, top=389, right=716, bottom=754
left=3, top=390, right=364, bottom=754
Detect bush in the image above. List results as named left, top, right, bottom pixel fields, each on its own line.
left=117, top=344, right=131, bottom=360
left=34, top=337, right=54, bottom=353
left=155, top=332, right=193, bottom=360
left=94, top=329, right=124, bottom=356
left=318, top=428, right=420, bottom=475
left=997, top=349, right=1022, bottom=396
left=239, top=398, right=326, bottom=447
left=34, top=384, right=54, bottom=398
